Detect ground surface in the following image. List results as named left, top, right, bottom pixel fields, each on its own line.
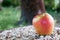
left=0, top=25, right=60, bottom=40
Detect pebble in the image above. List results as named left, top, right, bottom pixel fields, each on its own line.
left=0, top=25, right=60, bottom=40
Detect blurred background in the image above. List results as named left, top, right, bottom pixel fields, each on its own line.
left=0, top=0, right=60, bottom=30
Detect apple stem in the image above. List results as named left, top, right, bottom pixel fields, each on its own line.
left=39, top=0, right=46, bottom=13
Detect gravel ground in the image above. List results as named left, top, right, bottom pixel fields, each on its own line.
left=0, top=25, right=60, bottom=40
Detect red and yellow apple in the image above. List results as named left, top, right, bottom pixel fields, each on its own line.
left=32, top=13, right=55, bottom=35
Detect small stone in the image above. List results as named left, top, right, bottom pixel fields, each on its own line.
left=44, top=36, right=51, bottom=40
left=40, top=36, right=44, bottom=40
left=57, top=30, right=60, bottom=35
left=35, top=35, right=40, bottom=39
left=0, top=33, right=6, bottom=39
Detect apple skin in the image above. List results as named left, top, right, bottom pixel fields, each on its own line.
left=32, top=13, right=55, bottom=35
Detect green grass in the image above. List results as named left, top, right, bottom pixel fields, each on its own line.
left=0, top=7, right=21, bottom=30
left=0, top=7, right=60, bottom=30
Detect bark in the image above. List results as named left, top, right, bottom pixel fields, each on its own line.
left=16, top=0, right=46, bottom=26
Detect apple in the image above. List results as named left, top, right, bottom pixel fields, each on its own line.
left=32, top=13, right=55, bottom=35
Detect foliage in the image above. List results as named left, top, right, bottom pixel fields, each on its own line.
left=0, top=7, right=21, bottom=30
left=2, top=0, right=60, bottom=9
left=44, top=0, right=54, bottom=8
left=44, top=0, right=60, bottom=10
left=2, top=0, right=20, bottom=7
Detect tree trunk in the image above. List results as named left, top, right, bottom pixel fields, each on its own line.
left=16, top=0, right=38, bottom=26
left=16, top=0, right=45, bottom=26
